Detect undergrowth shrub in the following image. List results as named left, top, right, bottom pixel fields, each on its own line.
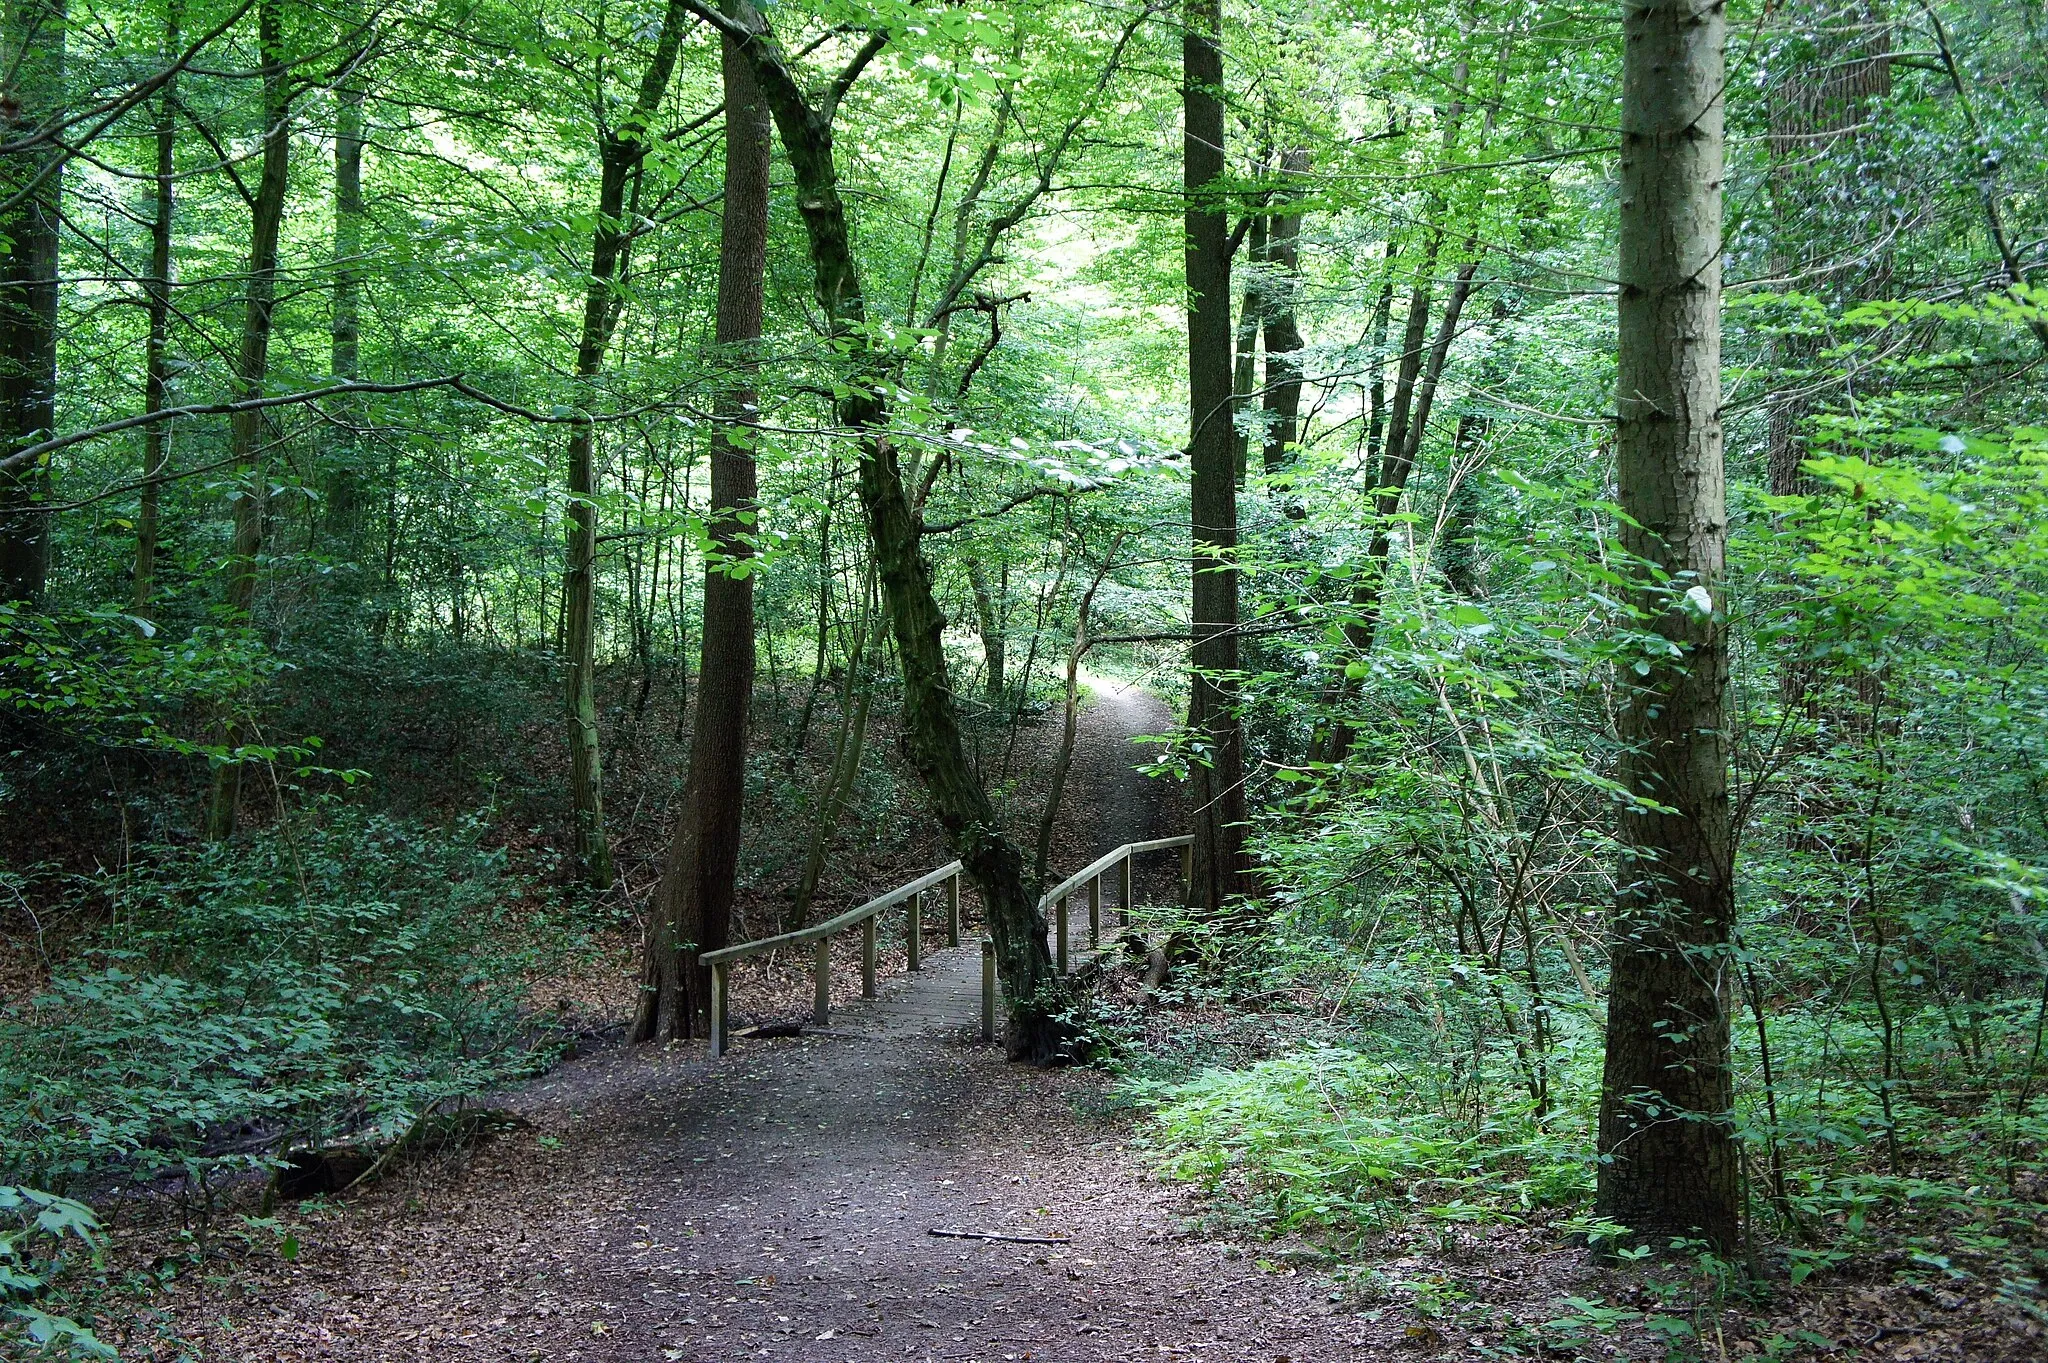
left=1142, top=1043, right=1594, bottom=1242
left=0, top=1187, right=114, bottom=1358
left=0, top=808, right=572, bottom=1195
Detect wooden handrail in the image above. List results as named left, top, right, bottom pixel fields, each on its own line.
left=706, top=834, right=1191, bottom=1055
left=701, top=860, right=962, bottom=967
left=1037, top=835, right=1191, bottom=910
left=706, top=860, right=964, bottom=1055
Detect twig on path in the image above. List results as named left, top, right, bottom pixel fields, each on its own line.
left=927, top=1228, right=1072, bottom=1244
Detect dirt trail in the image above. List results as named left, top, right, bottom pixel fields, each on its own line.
left=158, top=687, right=1367, bottom=1363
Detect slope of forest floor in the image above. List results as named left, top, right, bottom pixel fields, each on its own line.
left=25, top=681, right=2044, bottom=1362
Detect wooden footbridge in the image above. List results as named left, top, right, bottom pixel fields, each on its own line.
left=699, top=835, right=1193, bottom=1054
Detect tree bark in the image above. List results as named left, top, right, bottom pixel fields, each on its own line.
left=203, top=0, right=290, bottom=841
left=1362, top=242, right=1396, bottom=470
left=786, top=594, right=878, bottom=933
left=563, top=0, right=690, bottom=888
left=634, top=8, right=768, bottom=1043
left=1260, top=148, right=1308, bottom=473
left=131, top=0, right=178, bottom=615
left=968, top=559, right=1006, bottom=700
left=0, top=0, right=65, bottom=603
left=1764, top=3, right=1891, bottom=495
left=1441, top=413, right=1489, bottom=597
left=1231, top=214, right=1265, bottom=483
left=1183, top=0, right=1250, bottom=915
left=1319, top=252, right=1480, bottom=762
left=1595, top=0, right=1738, bottom=1254
left=695, top=6, right=1068, bottom=1059
left=324, top=8, right=368, bottom=555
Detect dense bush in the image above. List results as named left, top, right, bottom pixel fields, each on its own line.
left=0, top=811, right=571, bottom=1194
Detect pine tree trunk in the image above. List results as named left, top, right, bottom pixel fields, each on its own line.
left=132, top=0, right=178, bottom=615
left=0, top=0, right=65, bottom=603
left=635, top=7, right=768, bottom=1044
left=1595, top=0, right=1738, bottom=1254
left=1183, top=0, right=1250, bottom=914
left=204, top=0, right=290, bottom=840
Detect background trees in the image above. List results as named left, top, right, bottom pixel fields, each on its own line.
left=1, top=0, right=2046, bottom=1328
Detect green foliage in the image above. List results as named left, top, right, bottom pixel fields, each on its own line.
left=0, top=1187, right=115, bottom=1359
left=1142, top=1044, right=1592, bottom=1242
left=0, top=811, right=570, bottom=1193
left=0, top=603, right=302, bottom=766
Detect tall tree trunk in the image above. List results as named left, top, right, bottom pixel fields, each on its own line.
left=1260, top=148, right=1308, bottom=472
left=968, top=559, right=1005, bottom=700
left=0, top=0, right=65, bottom=603
left=634, top=6, right=768, bottom=1044
left=203, top=0, right=290, bottom=841
left=1033, top=551, right=1117, bottom=890
left=700, top=5, right=1067, bottom=1059
left=786, top=570, right=878, bottom=933
left=563, top=0, right=690, bottom=889
left=1231, top=214, right=1265, bottom=484
left=1764, top=3, right=1891, bottom=496
left=1362, top=242, right=1396, bottom=470
left=1183, top=0, right=1250, bottom=914
left=1318, top=69, right=1476, bottom=764
left=131, top=0, right=178, bottom=615
left=1441, top=412, right=1489, bottom=597
left=1595, top=0, right=1738, bottom=1254
left=325, top=9, right=367, bottom=555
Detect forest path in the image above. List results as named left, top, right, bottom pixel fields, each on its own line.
left=172, top=685, right=1365, bottom=1363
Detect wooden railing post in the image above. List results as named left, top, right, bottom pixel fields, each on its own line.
left=1088, top=873, right=1101, bottom=948
left=907, top=894, right=922, bottom=971
left=862, top=914, right=877, bottom=998
left=710, top=961, right=729, bottom=1057
left=813, top=938, right=831, bottom=1027
left=1121, top=852, right=1134, bottom=917
left=1181, top=842, right=1192, bottom=902
left=946, top=871, right=961, bottom=947
left=1056, top=895, right=1068, bottom=974
left=981, top=936, right=996, bottom=1042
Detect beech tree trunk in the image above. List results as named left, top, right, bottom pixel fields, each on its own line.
left=325, top=9, right=368, bottom=555
left=1319, top=69, right=1477, bottom=765
left=1362, top=242, right=1395, bottom=470
left=1231, top=214, right=1265, bottom=483
left=1260, top=148, right=1307, bottom=472
left=131, top=0, right=177, bottom=615
left=698, top=6, right=1068, bottom=1059
left=1183, top=0, right=1250, bottom=914
left=1764, top=3, right=1891, bottom=496
left=0, top=0, right=65, bottom=603
left=1595, top=0, right=1738, bottom=1254
left=968, top=559, right=1006, bottom=700
left=1320, top=250, right=1480, bottom=763
left=563, top=0, right=690, bottom=888
left=635, top=9, right=767, bottom=1043
left=203, top=0, right=290, bottom=841
left=1441, top=413, right=1489, bottom=597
